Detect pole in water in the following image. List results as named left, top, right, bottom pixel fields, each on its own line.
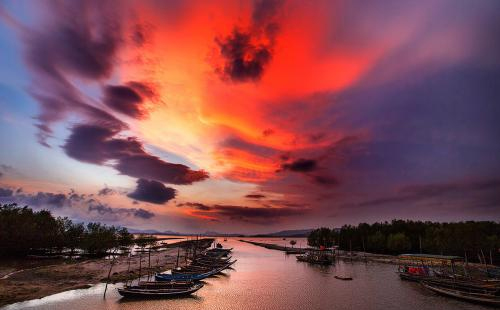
left=176, top=246, right=180, bottom=268
left=103, top=249, right=117, bottom=299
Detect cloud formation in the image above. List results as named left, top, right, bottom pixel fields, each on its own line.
left=127, top=179, right=177, bottom=204
left=64, top=124, right=209, bottom=185
left=215, top=0, right=282, bottom=82
left=88, top=200, right=155, bottom=220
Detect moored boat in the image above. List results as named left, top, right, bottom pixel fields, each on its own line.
left=117, top=282, right=204, bottom=298
left=421, top=281, right=500, bottom=306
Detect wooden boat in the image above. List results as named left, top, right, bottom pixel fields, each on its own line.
left=117, top=282, right=204, bottom=298
left=296, top=254, right=333, bottom=265
left=334, top=275, right=353, bottom=281
left=285, top=249, right=305, bottom=255
left=155, top=261, right=235, bottom=281
left=135, top=281, right=194, bottom=288
left=421, top=281, right=500, bottom=306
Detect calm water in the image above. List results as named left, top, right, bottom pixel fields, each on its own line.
left=2, top=238, right=490, bottom=310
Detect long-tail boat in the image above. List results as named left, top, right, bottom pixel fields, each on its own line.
left=421, top=281, right=500, bottom=306
left=155, top=260, right=235, bottom=281
left=117, top=282, right=204, bottom=298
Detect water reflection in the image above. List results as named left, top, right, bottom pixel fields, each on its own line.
left=2, top=238, right=490, bottom=310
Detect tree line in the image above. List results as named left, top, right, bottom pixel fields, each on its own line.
left=0, top=203, right=145, bottom=257
left=307, top=220, right=500, bottom=264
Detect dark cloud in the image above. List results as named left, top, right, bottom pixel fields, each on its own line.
left=177, top=202, right=211, bottom=211
left=215, top=0, right=282, bottom=82
left=216, top=29, right=272, bottom=82
left=127, top=179, right=177, bottom=204
left=221, top=136, right=277, bottom=158
left=103, top=85, right=144, bottom=118
left=281, top=158, right=317, bottom=172
left=16, top=1, right=128, bottom=146
left=98, top=187, right=115, bottom=196
left=88, top=200, right=155, bottom=219
left=212, top=204, right=308, bottom=223
left=102, top=81, right=156, bottom=119
left=116, top=155, right=209, bottom=185
left=133, top=208, right=155, bottom=219
left=26, top=1, right=122, bottom=81
left=0, top=188, right=13, bottom=197
left=356, top=178, right=500, bottom=208
left=0, top=187, right=70, bottom=208
left=64, top=124, right=209, bottom=185
left=245, top=194, right=266, bottom=199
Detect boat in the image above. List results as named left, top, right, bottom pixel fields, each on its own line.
left=397, top=254, right=463, bottom=282
left=296, top=249, right=334, bottom=265
left=334, top=275, right=353, bottom=281
left=285, top=249, right=305, bottom=255
left=155, top=260, right=236, bottom=281
left=421, top=281, right=500, bottom=306
left=117, top=282, right=204, bottom=298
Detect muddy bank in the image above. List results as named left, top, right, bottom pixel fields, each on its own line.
left=0, top=238, right=214, bottom=307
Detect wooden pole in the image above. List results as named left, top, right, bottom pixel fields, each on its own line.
left=126, top=253, right=131, bottom=286
left=103, top=249, right=117, bottom=298
left=138, top=251, right=142, bottom=282
left=362, top=237, right=366, bottom=262
left=349, top=239, right=352, bottom=262
left=419, top=235, right=422, bottom=254
left=147, top=245, right=151, bottom=281
left=175, top=246, right=180, bottom=269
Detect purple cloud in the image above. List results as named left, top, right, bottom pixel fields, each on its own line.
left=128, top=179, right=177, bottom=204
left=64, top=124, right=209, bottom=185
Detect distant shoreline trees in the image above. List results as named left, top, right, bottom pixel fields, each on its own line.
left=308, top=220, right=500, bottom=264
left=0, top=203, right=137, bottom=258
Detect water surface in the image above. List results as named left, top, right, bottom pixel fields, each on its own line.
left=3, top=238, right=490, bottom=310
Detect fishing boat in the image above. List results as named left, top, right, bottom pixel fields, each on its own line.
left=285, top=249, right=305, bottom=255
left=397, top=254, right=463, bottom=282
left=117, top=282, right=204, bottom=298
left=155, top=260, right=236, bottom=281
left=421, top=281, right=500, bottom=306
left=296, top=249, right=334, bottom=265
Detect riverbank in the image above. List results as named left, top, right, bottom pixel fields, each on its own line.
left=0, top=238, right=214, bottom=307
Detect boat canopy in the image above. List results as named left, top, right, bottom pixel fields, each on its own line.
left=398, top=254, right=463, bottom=262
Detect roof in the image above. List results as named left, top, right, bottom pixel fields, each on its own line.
left=398, top=254, right=463, bottom=261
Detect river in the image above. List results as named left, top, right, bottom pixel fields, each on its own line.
left=2, top=238, right=491, bottom=310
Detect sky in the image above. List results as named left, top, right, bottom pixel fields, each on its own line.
left=0, top=0, right=499, bottom=234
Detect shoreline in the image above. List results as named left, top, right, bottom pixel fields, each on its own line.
left=0, top=238, right=214, bottom=307
left=239, top=239, right=401, bottom=264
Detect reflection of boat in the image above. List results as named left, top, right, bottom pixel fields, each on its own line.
left=334, top=275, right=353, bottom=281
left=421, top=281, right=500, bottom=306
left=117, top=282, right=204, bottom=298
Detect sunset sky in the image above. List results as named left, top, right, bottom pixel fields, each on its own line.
left=0, top=0, right=499, bottom=234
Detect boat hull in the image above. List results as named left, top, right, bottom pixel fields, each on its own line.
left=117, top=283, right=204, bottom=299
left=421, top=282, right=500, bottom=306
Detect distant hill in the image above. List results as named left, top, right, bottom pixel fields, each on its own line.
left=251, top=229, right=314, bottom=237
left=127, top=228, right=315, bottom=237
